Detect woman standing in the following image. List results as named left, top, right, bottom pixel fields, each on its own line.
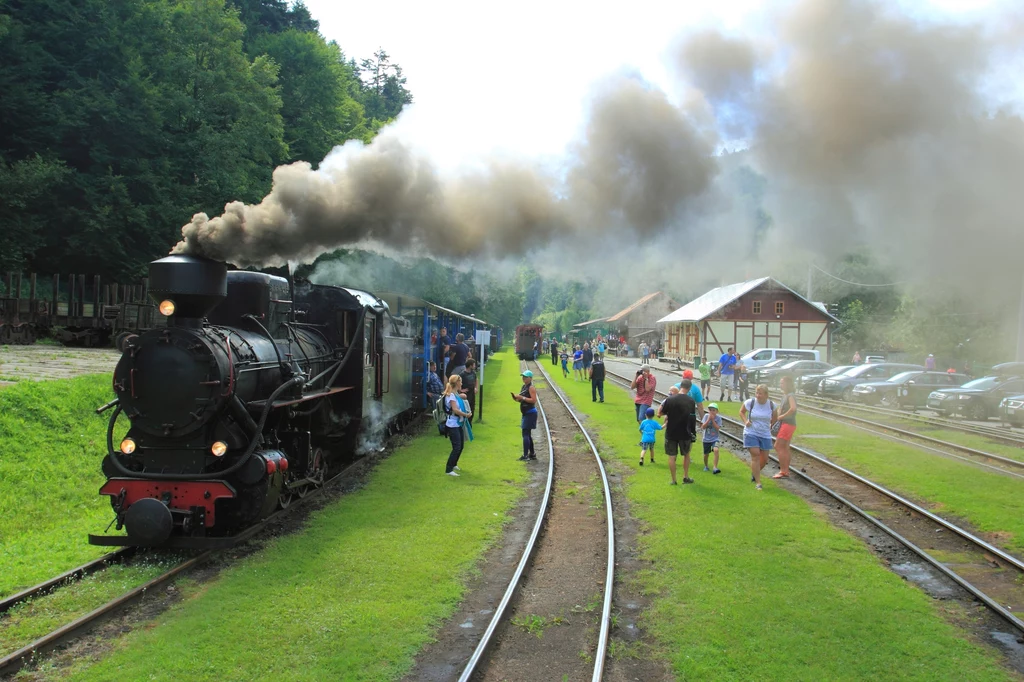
left=739, top=384, right=776, bottom=490
left=573, top=345, right=584, bottom=381
left=631, top=366, right=657, bottom=422
left=513, top=370, right=538, bottom=461
left=772, top=376, right=798, bottom=479
left=443, top=375, right=472, bottom=477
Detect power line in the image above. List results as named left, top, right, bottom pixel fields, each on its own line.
left=811, top=264, right=907, bottom=288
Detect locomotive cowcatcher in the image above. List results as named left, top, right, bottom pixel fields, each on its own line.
left=90, top=254, right=417, bottom=548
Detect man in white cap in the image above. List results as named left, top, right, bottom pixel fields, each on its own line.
left=925, top=353, right=936, bottom=370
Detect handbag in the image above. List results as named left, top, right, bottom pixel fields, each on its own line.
left=771, top=421, right=782, bottom=437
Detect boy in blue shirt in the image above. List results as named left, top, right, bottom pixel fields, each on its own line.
left=638, top=407, right=662, bottom=466
left=701, top=402, right=723, bottom=474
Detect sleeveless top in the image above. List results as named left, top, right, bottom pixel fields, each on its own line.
left=780, top=393, right=797, bottom=425
left=743, top=398, right=774, bottom=438
left=520, top=383, right=536, bottom=414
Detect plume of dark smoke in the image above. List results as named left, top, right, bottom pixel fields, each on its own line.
left=173, top=76, right=718, bottom=267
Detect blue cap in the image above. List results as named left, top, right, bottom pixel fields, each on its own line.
left=645, top=407, right=655, bottom=417
left=521, top=370, right=533, bottom=378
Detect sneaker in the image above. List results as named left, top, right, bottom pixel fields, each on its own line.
left=703, top=466, right=710, bottom=472
left=670, top=480, right=678, bottom=485
left=447, top=471, right=460, bottom=477
left=713, top=468, right=721, bottom=474
left=755, top=483, right=763, bottom=490
left=639, top=460, right=644, bottom=466
left=683, top=478, right=695, bottom=484
left=527, top=455, right=537, bottom=461
left=517, top=455, right=530, bottom=461
left=453, top=466, right=461, bottom=471
left=751, top=475, right=755, bottom=483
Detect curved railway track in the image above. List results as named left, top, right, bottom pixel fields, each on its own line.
left=604, top=367, right=1024, bottom=638
left=458, top=359, right=615, bottom=682
left=609, top=359, right=1024, bottom=475
left=0, top=460, right=360, bottom=678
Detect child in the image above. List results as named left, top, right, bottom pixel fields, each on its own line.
left=701, top=402, right=722, bottom=474
left=697, top=357, right=711, bottom=396
left=638, top=407, right=662, bottom=466
left=560, top=348, right=570, bottom=377
left=736, top=363, right=750, bottom=401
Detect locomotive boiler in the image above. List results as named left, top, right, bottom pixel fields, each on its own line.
left=90, top=254, right=417, bottom=548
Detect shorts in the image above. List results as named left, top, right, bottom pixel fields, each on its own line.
left=583, top=362, right=592, bottom=370
left=639, top=441, right=654, bottom=451
left=702, top=441, right=719, bottom=455
left=664, top=439, right=693, bottom=457
left=777, top=423, right=797, bottom=441
left=573, top=361, right=583, bottom=370
left=743, top=434, right=772, bottom=450
left=720, top=374, right=734, bottom=389
left=521, top=410, right=538, bottom=430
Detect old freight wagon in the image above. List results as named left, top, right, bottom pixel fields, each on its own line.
left=658, top=277, right=838, bottom=365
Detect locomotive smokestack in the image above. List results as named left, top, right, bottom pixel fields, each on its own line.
left=149, top=255, right=227, bottom=323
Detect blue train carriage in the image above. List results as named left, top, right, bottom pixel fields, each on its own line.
left=377, top=293, right=490, bottom=409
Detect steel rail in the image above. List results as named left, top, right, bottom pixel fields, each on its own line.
left=604, top=369, right=1024, bottom=634
left=457, top=366, right=556, bottom=682
left=533, top=361, right=615, bottom=682
left=0, top=548, right=137, bottom=615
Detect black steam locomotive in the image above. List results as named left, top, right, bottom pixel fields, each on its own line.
left=90, top=254, right=432, bottom=548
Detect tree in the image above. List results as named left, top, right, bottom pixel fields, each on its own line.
left=357, top=49, right=413, bottom=123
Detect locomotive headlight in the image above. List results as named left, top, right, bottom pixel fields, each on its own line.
left=211, top=441, right=227, bottom=457
left=158, top=299, right=176, bottom=316
left=119, top=438, right=137, bottom=455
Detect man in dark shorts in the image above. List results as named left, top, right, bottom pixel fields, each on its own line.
left=658, top=384, right=697, bottom=484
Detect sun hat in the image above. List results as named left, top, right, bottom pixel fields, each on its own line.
left=645, top=407, right=655, bottom=417
left=683, top=369, right=694, bottom=379
left=521, top=370, right=533, bottom=378
left=708, top=402, right=719, bottom=410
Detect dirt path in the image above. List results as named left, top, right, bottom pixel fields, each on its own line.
left=0, top=345, right=118, bottom=385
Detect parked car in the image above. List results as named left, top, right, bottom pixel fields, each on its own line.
left=927, top=376, right=1024, bottom=420
left=819, top=363, right=925, bottom=400
left=991, top=362, right=1024, bottom=378
left=850, top=371, right=967, bottom=407
left=797, top=365, right=854, bottom=395
left=745, top=359, right=792, bottom=384
left=739, top=348, right=821, bottom=370
left=1000, top=394, right=1024, bottom=427
left=756, top=360, right=834, bottom=387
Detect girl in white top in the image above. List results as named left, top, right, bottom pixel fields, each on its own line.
left=738, top=384, right=777, bottom=491
left=443, top=375, right=472, bottom=476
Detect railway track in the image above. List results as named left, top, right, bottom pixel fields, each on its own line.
left=604, top=368, right=1024, bottom=639
left=608, top=359, right=1024, bottom=475
left=0, top=460, right=362, bottom=678
left=458, top=360, right=615, bottom=681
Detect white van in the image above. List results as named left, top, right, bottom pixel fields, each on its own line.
left=740, top=348, right=821, bottom=369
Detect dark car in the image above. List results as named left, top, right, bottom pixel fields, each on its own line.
left=927, top=376, right=1024, bottom=420
left=756, top=360, right=834, bottom=387
left=819, top=363, right=925, bottom=400
left=798, top=365, right=854, bottom=395
left=850, top=371, right=967, bottom=407
left=746, top=359, right=793, bottom=385
left=1001, top=394, right=1024, bottom=427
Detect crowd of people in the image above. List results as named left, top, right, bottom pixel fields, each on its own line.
left=427, top=326, right=486, bottom=477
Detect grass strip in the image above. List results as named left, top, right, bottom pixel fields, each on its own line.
left=57, top=349, right=531, bottom=681
left=547, top=367, right=1013, bottom=680
left=709, top=401, right=1024, bottom=553
left=0, top=375, right=115, bottom=598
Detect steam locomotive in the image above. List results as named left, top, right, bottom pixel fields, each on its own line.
left=90, top=254, right=486, bottom=548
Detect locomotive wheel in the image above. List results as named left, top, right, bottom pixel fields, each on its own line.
left=278, top=492, right=294, bottom=509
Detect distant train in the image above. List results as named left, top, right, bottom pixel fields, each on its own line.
left=514, top=324, right=544, bottom=360
left=90, top=255, right=490, bottom=548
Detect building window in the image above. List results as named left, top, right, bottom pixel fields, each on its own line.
left=775, top=301, right=785, bottom=315
left=752, top=301, right=762, bottom=314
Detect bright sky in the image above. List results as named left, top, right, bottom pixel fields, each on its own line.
left=304, top=0, right=1006, bottom=168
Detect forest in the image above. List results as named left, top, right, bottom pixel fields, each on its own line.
left=0, top=0, right=1014, bottom=363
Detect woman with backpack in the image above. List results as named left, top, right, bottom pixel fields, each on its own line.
left=443, top=374, right=472, bottom=477
left=739, top=384, right=777, bottom=491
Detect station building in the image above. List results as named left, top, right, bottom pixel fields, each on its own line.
left=658, top=277, right=838, bottom=364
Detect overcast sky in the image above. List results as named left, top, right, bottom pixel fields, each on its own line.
left=303, top=0, right=1006, bottom=169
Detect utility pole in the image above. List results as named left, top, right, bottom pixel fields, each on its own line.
left=1017, top=272, right=1024, bottom=362
left=807, top=265, right=813, bottom=301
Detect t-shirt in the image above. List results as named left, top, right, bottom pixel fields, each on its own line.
left=702, top=413, right=722, bottom=442
left=673, top=382, right=704, bottom=405
left=460, top=369, right=478, bottom=391
left=450, top=342, right=470, bottom=367
left=659, top=393, right=696, bottom=443
left=598, top=343, right=607, bottom=354
left=444, top=393, right=461, bottom=428
left=698, top=363, right=711, bottom=381
left=743, top=398, right=775, bottom=438
left=779, top=393, right=797, bottom=425
left=633, top=374, right=657, bottom=405
left=437, top=335, right=451, bottom=363
left=590, top=359, right=605, bottom=382
left=719, top=353, right=737, bottom=375
left=639, top=418, right=663, bottom=443
left=582, top=348, right=593, bottom=364
left=573, top=350, right=583, bottom=362
left=560, top=351, right=569, bottom=364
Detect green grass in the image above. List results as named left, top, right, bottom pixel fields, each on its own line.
left=0, top=375, right=116, bottom=598
left=545, top=366, right=1014, bottom=680
left=53, top=349, right=532, bottom=681
left=712, top=402, right=1024, bottom=553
